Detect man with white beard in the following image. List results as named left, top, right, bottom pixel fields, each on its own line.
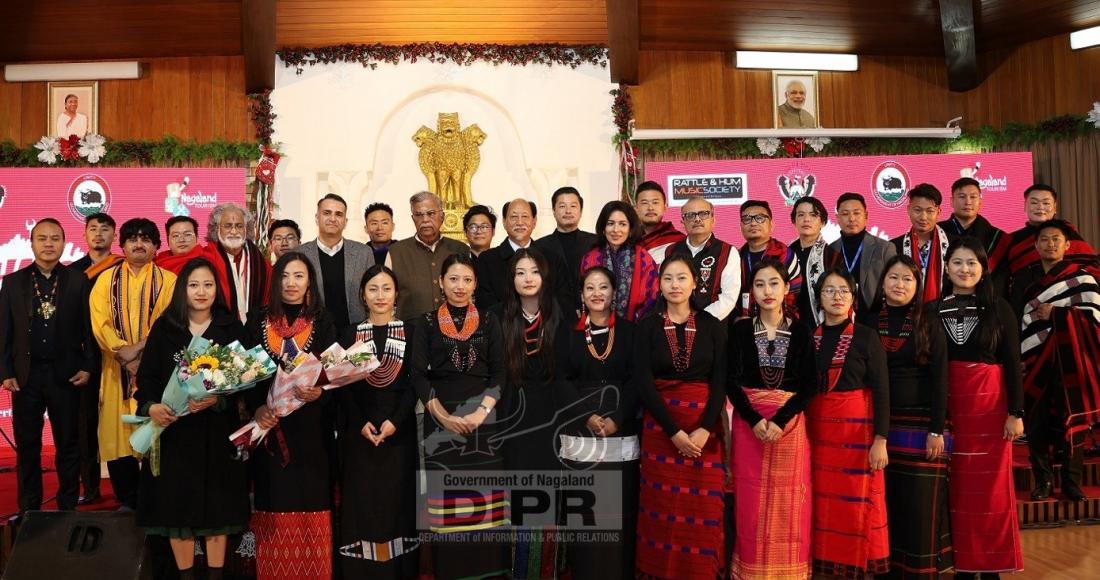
left=203, top=203, right=271, bottom=323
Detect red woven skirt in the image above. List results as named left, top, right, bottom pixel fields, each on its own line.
left=252, top=510, right=332, bottom=580
left=636, top=379, right=726, bottom=580
left=806, top=388, right=890, bottom=579
left=947, top=362, right=1024, bottom=573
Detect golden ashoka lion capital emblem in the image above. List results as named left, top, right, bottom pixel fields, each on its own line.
left=413, top=112, right=487, bottom=212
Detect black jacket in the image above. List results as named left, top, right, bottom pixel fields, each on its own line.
left=0, top=263, right=96, bottom=386
left=536, top=229, right=598, bottom=314
left=474, top=238, right=573, bottom=314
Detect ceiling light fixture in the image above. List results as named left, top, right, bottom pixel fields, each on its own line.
left=735, top=51, right=859, bottom=71
left=1070, top=26, right=1100, bottom=50
left=4, top=61, right=142, bottom=82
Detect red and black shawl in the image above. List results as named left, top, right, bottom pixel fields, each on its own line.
left=203, top=241, right=272, bottom=319
left=1020, top=260, right=1100, bottom=441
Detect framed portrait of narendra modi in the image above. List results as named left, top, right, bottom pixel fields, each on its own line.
left=773, top=71, right=819, bottom=129
left=48, top=81, right=98, bottom=139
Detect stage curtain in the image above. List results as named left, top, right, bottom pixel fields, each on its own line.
left=1023, top=132, right=1100, bottom=249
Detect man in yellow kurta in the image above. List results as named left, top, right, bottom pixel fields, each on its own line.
left=90, top=218, right=175, bottom=509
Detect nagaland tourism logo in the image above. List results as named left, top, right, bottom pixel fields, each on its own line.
left=777, top=165, right=817, bottom=206
left=67, top=173, right=112, bottom=221
left=870, top=161, right=910, bottom=208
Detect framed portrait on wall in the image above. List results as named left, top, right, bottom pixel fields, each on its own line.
left=773, top=71, right=819, bottom=129
left=48, top=81, right=98, bottom=138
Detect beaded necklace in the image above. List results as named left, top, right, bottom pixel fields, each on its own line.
left=583, top=312, right=616, bottom=362
left=437, top=303, right=480, bottom=371
left=877, top=305, right=914, bottom=353
left=263, top=314, right=315, bottom=364
left=355, top=321, right=406, bottom=388
left=524, top=310, right=543, bottom=356
left=663, top=311, right=697, bottom=373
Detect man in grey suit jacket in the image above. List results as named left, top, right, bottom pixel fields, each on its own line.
left=829, top=192, right=896, bottom=318
left=297, top=193, right=374, bottom=332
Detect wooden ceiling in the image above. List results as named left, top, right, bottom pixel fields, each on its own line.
left=2, top=1, right=1099, bottom=62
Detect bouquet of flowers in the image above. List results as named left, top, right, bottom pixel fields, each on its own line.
left=124, top=336, right=276, bottom=475
left=318, top=340, right=378, bottom=389
left=229, top=342, right=378, bottom=447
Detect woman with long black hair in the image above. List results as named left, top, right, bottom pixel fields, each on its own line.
left=409, top=252, right=509, bottom=580
left=338, top=264, right=419, bottom=579
left=806, top=266, right=890, bottom=578
left=580, top=201, right=660, bottom=322
left=244, top=251, right=338, bottom=580
left=556, top=266, right=639, bottom=580
left=135, top=258, right=249, bottom=580
left=930, top=237, right=1024, bottom=578
left=726, top=258, right=816, bottom=580
left=633, top=254, right=727, bottom=580
left=864, top=255, right=952, bottom=578
left=496, top=246, right=564, bottom=578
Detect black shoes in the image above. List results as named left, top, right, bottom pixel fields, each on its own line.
left=1031, top=480, right=1054, bottom=500
left=77, top=492, right=102, bottom=505
left=1062, top=481, right=1088, bottom=502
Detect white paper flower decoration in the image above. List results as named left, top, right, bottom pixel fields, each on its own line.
left=1088, top=102, right=1100, bottom=129
left=78, top=133, right=107, bottom=163
left=756, top=137, right=781, bottom=156
left=34, top=136, right=60, bottom=165
left=806, top=136, right=832, bottom=152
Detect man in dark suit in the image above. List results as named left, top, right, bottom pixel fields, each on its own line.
left=475, top=198, right=571, bottom=313
left=0, top=219, right=97, bottom=514
left=829, top=192, right=897, bottom=319
left=535, top=187, right=597, bottom=316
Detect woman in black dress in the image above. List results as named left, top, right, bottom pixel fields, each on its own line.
left=633, top=254, right=727, bottom=580
left=862, top=255, right=952, bottom=578
left=497, top=247, right=564, bottom=578
left=136, top=258, right=250, bottom=580
left=338, top=264, right=418, bottom=579
left=244, top=251, right=337, bottom=580
left=409, top=253, right=509, bottom=580
left=726, top=258, right=816, bottom=580
left=557, top=265, right=638, bottom=580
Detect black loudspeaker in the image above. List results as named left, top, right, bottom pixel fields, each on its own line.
left=2, top=511, right=152, bottom=580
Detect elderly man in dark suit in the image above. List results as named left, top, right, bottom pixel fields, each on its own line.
left=475, top=198, right=571, bottom=313
left=0, top=219, right=97, bottom=514
left=829, top=192, right=897, bottom=319
left=297, top=193, right=374, bottom=332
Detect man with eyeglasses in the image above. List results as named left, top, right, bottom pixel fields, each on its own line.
left=267, top=219, right=301, bottom=261
left=463, top=205, right=497, bottom=257
left=89, top=218, right=176, bottom=510
left=203, top=202, right=272, bottom=325
left=153, top=215, right=204, bottom=274
left=736, top=200, right=800, bottom=319
left=475, top=197, right=571, bottom=311
left=535, top=186, right=597, bottom=315
left=991, top=184, right=1099, bottom=301
left=829, top=192, right=896, bottom=319
left=665, top=196, right=741, bottom=321
left=386, top=191, right=468, bottom=318
left=890, top=184, right=951, bottom=303
left=299, top=193, right=373, bottom=331
left=634, top=180, right=685, bottom=265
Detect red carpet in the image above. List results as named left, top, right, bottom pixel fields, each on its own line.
left=0, top=447, right=119, bottom=518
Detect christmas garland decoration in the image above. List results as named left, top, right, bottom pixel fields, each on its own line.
left=277, top=42, right=608, bottom=74
left=0, top=136, right=260, bottom=167
left=248, top=89, right=276, bottom=145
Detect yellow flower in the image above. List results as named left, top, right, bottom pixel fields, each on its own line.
left=190, top=355, right=220, bottom=372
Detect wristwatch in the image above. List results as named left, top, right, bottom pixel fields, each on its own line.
left=1009, top=409, right=1025, bottom=419
left=478, top=403, right=493, bottom=413
left=928, top=432, right=943, bottom=438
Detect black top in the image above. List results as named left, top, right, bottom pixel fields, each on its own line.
left=934, top=294, right=1024, bottom=412
left=790, top=242, right=838, bottom=327
left=633, top=310, right=727, bottom=437
left=29, top=267, right=60, bottom=362
left=243, top=304, right=338, bottom=512
left=409, top=304, right=506, bottom=405
left=475, top=239, right=573, bottom=315
left=726, top=318, right=817, bottom=429
left=371, top=243, right=390, bottom=267
left=536, top=229, right=597, bottom=315
left=339, top=320, right=417, bottom=442
left=815, top=321, right=890, bottom=438
left=317, top=248, right=350, bottom=331
left=1008, top=263, right=1045, bottom=320
left=861, top=304, right=949, bottom=433
left=555, top=317, right=638, bottom=436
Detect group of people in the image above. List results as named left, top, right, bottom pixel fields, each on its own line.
left=1, top=178, right=1097, bottom=580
